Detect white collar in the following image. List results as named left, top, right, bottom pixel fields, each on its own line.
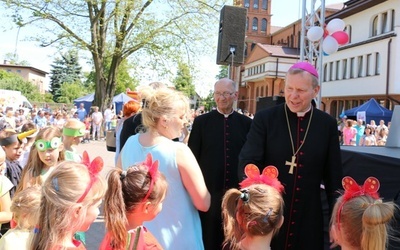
left=216, top=108, right=234, bottom=118
left=296, top=105, right=312, bottom=117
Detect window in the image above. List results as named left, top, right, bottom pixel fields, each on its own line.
left=244, top=0, right=250, bottom=8
left=372, top=16, right=378, bottom=36
left=336, top=61, right=340, bottom=80
left=381, top=12, right=388, bottom=33
left=344, top=25, right=352, bottom=43
left=246, top=17, right=249, bottom=31
left=375, top=52, right=380, bottom=75
left=329, top=62, right=334, bottom=81
left=357, top=56, right=363, bottom=77
left=366, top=54, right=372, bottom=76
left=254, top=0, right=259, bottom=9
left=261, top=18, right=267, bottom=32
left=323, top=64, right=328, bottom=82
left=350, top=57, right=355, bottom=78
left=252, top=17, right=258, bottom=31
left=342, top=59, right=347, bottom=79
left=262, top=0, right=268, bottom=10
left=16, top=70, right=21, bottom=73
left=261, top=86, right=264, bottom=96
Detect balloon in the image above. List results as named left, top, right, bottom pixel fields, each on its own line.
left=307, top=26, right=324, bottom=42
left=323, top=51, right=329, bottom=56
left=331, top=31, right=349, bottom=45
left=326, top=18, right=345, bottom=34
left=323, top=28, right=329, bottom=38
left=322, top=35, right=339, bottom=54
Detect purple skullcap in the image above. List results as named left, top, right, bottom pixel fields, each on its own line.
left=289, top=62, right=319, bottom=79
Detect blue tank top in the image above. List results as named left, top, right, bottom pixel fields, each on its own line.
left=120, top=134, right=204, bottom=250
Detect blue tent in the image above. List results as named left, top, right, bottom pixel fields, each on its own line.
left=112, top=93, right=133, bottom=114
left=344, top=98, right=393, bottom=124
left=73, top=93, right=94, bottom=115
left=74, top=92, right=133, bottom=114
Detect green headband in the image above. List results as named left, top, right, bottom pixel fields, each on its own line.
left=63, top=127, right=85, bottom=137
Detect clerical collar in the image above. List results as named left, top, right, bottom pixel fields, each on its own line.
left=216, top=108, right=234, bottom=118
left=296, top=105, right=312, bottom=117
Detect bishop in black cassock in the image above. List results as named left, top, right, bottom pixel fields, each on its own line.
left=189, top=109, right=252, bottom=250
left=239, top=103, right=342, bottom=250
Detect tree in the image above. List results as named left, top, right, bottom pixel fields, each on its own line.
left=215, top=65, right=228, bottom=80
left=200, top=90, right=216, bottom=112
left=57, top=82, right=88, bottom=104
left=49, top=50, right=82, bottom=102
left=173, top=62, right=195, bottom=97
left=2, top=0, right=226, bottom=111
left=0, top=69, right=45, bottom=102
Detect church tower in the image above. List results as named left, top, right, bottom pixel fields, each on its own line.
left=233, top=0, right=272, bottom=56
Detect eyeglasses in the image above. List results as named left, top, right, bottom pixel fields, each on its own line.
left=214, top=92, right=234, bottom=98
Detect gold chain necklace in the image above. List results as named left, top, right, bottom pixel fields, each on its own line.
left=284, top=104, right=314, bottom=174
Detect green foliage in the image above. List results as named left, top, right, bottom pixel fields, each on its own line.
left=0, top=70, right=46, bottom=102
left=200, top=90, right=216, bottom=112
left=1, top=0, right=228, bottom=111
left=216, top=65, right=228, bottom=80
left=57, top=82, right=89, bottom=103
left=49, top=50, right=82, bottom=102
left=173, top=62, right=196, bottom=97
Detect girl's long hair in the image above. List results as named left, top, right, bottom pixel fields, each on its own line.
left=17, top=126, right=65, bottom=193
left=30, top=161, right=106, bottom=250
left=104, top=165, right=167, bottom=249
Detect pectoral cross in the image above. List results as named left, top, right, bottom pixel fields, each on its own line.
left=285, top=155, right=297, bottom=174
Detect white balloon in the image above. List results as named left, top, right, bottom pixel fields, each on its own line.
left=322, top=35, right=339, bottom=54
left=326, top=18, right=345, bottom=34
left=307, top=26, right=324, bottom=42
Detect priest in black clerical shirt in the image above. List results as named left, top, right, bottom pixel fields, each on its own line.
left=188, top=78, right=252, bottom=250
left=239, top=62, right=343, bottom=250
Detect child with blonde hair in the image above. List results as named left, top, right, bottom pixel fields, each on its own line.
left=0, top=186, right=41, bottom=249
left=330, top=176, right=398, bottom=250
left=63, top=119, right=86, bottom=162
left=101, top=154, right=167, bottom=250
left=30, top=152, right=106, bottom=250
left=222, top=165, right=285, bottom=250
left=18, top=126, right=65, bottom=190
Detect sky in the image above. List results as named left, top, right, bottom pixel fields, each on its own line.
left=0, top=0, right=345, bottom=97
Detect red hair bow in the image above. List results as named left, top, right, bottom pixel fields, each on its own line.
left=239, top=164, right=284, bottom=193
left=77, top=151, right=104, bottom=203
left=342, top=176, right=380, bottom=202
left=142, top=153, right=159, bottom=202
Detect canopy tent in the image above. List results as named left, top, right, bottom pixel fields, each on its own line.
left=73, top=92, right=133, bottom=115
left=344, top=98, right=393, bottom=124
left=112, top=93, right=133, bottom=114
left=73, top=93, right=94, bottom=115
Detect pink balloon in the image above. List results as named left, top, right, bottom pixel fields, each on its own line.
left=331, top=31, right=349, bottom=45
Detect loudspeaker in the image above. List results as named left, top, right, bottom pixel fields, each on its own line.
left=216, top=5, right=247, bottom=66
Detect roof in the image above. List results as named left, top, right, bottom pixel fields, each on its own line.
left=0, top=64, right=48, bottom=75
left=258, top=44, right=300, bottom=58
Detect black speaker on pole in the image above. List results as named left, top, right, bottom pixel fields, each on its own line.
left=216, top=5, right=247, bottom=66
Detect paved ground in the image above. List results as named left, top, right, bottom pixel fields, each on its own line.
left=76, top=139, right=116, bottom=250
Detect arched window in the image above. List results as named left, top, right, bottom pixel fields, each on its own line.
left=261, top=18, right=267, bottom=32
left=252, top=18, right=258, bottom=31
left=262, top=0, right=268, bottom=10
left=244, top=0, right=250, bottom=8
left=254, top=0, right=259, bottom=9
left=261, top=86, right=264, bottom=96
left=372, top=15, right=378, bottom=36
left=344, top=25, right=352, bottom=43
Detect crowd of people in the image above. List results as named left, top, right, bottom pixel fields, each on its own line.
left=0, top=61, right=397, bottom=250
left=339, top=118, right=391, bottom=146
